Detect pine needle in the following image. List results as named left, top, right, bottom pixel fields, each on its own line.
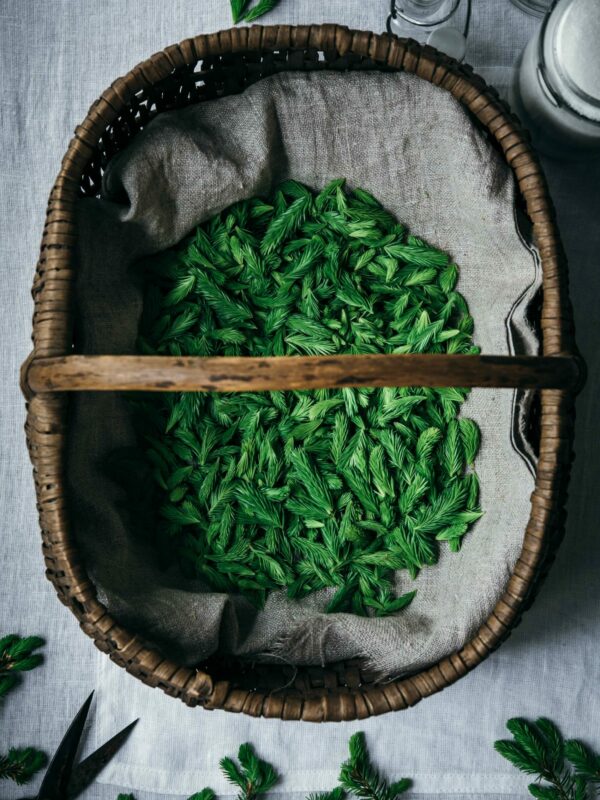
left=230, top=0, right=251, bottom=23
left=243, top=0, right=281, bottom=22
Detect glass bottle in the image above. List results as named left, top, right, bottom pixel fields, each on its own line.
left=392, top=0, right=460, bottom=25
left=387, top=0, right=467, bottom=62
left=510, top=0, right=553, bottom=17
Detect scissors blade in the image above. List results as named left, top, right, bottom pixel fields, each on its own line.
left=66, top=718, right=138, bottom=799
left=36, top=692, right=94, bottom=800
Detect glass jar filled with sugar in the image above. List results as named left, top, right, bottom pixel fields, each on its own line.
left=513, top=0, right=600, bottom=156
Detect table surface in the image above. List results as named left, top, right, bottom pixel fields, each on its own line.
left=1, top=2, right=599, bottom=799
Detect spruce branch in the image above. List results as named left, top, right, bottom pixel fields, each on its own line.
left=339, top=732, right=411, bottom=800
left=0, top=747, right=47, bottom=785
left=0, top=634, right=46, bottom=785
left=308, top=790, right=346, bottom=800
left=0, top=635, right=44, bottom=685
left=0, top=674, right=18, bottom=700
left=495, top=717, right=600, bottom=800
left=220, top=743, right=278, bottom=800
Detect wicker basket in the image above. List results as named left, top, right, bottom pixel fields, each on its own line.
left=21, top=24, right=584, bottom=722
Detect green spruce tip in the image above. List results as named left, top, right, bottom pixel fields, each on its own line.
left=307, top=789, right=346, bottom=800
left=243, top=0, right=282, bottom=22
left=564, top=739, right=600, bottom=782
left=495, top=717, right=600, bottom=800
left=230, top=0, right=281, bottom=23
left=0, top=674, right=19, bottom=700
left=0, top=748, right=47, bottom=785
left=339, top=732, right=411, bottom=800
left=0, top=635, right=44, bottom=676
left=220, top=743, right=278, bottom=800
left=0, top=635, right=46, bottom=785
left=188, top=791, right=217, bottom=800
left=128, top=178, right=483, bottom=616
left=229, top=0, right=251, bottom=23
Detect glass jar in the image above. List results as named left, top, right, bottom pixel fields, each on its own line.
left=387, top=0, right=467, bottom=61
left=392, top=0, right=460, bottom=25
left=513, top=0, right=600, bottom=156
left=510, top=0, right=552, bottom=17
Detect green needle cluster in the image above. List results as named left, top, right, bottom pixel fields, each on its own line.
left=0, top=634, right=44, bottom=700
left=495, top=718, right=600, bottom=799
left=221, top=743, right=278, bottom=800
left=230, top=0, right=281, bottom=23
left=129, top=179, right=482, bottom=615
left=339, top=733, right=411, bottom=800
left=0, top=748, right=47, bottom=786
left=0, top=635, right=46, bottom=786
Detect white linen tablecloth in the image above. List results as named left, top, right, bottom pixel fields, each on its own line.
left=1, top=2, right=599, bottom=799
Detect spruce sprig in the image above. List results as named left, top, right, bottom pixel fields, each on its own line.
left=0, top=634, right=46, bottom=785
left=220, top=743, right=278, bottom=800
left=229, top=0, right=251, bottom=23
left=308, top=790, right=346, bottom=800
left=243, top=0, right=281, bottom=22
left=0, top=634, right=44, bottom=699
left=122, top=179, right=483, bottom=616
left=495, top=718, right=600, bottom=799
left=339, top=732, right=411, bottom=800
left=230, top=0, right=281, bottom=22
left=0, top=748, right=47, bottom=785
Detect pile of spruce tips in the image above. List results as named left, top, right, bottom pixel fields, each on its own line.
left=132, top=179, right=482, bottom=616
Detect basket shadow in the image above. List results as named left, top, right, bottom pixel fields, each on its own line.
left=497, top=154, right=600, bottom=654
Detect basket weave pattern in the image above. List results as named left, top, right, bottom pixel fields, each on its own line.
left=22, top=24, right=577, bottom=721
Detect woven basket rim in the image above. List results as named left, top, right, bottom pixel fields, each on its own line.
left=23, top=23, right=577, bottom=721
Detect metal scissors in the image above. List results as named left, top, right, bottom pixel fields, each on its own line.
left=25, top=691, right=137, bottom=800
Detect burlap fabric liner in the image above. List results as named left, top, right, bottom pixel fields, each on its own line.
left=67, top=70, right=539, bottom=678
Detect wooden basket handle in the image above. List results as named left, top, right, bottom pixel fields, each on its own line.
left=23, top=353, right=584, bottom=394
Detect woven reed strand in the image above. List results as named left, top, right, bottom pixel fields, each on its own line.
left=22, top=25, right=578, bottom=721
